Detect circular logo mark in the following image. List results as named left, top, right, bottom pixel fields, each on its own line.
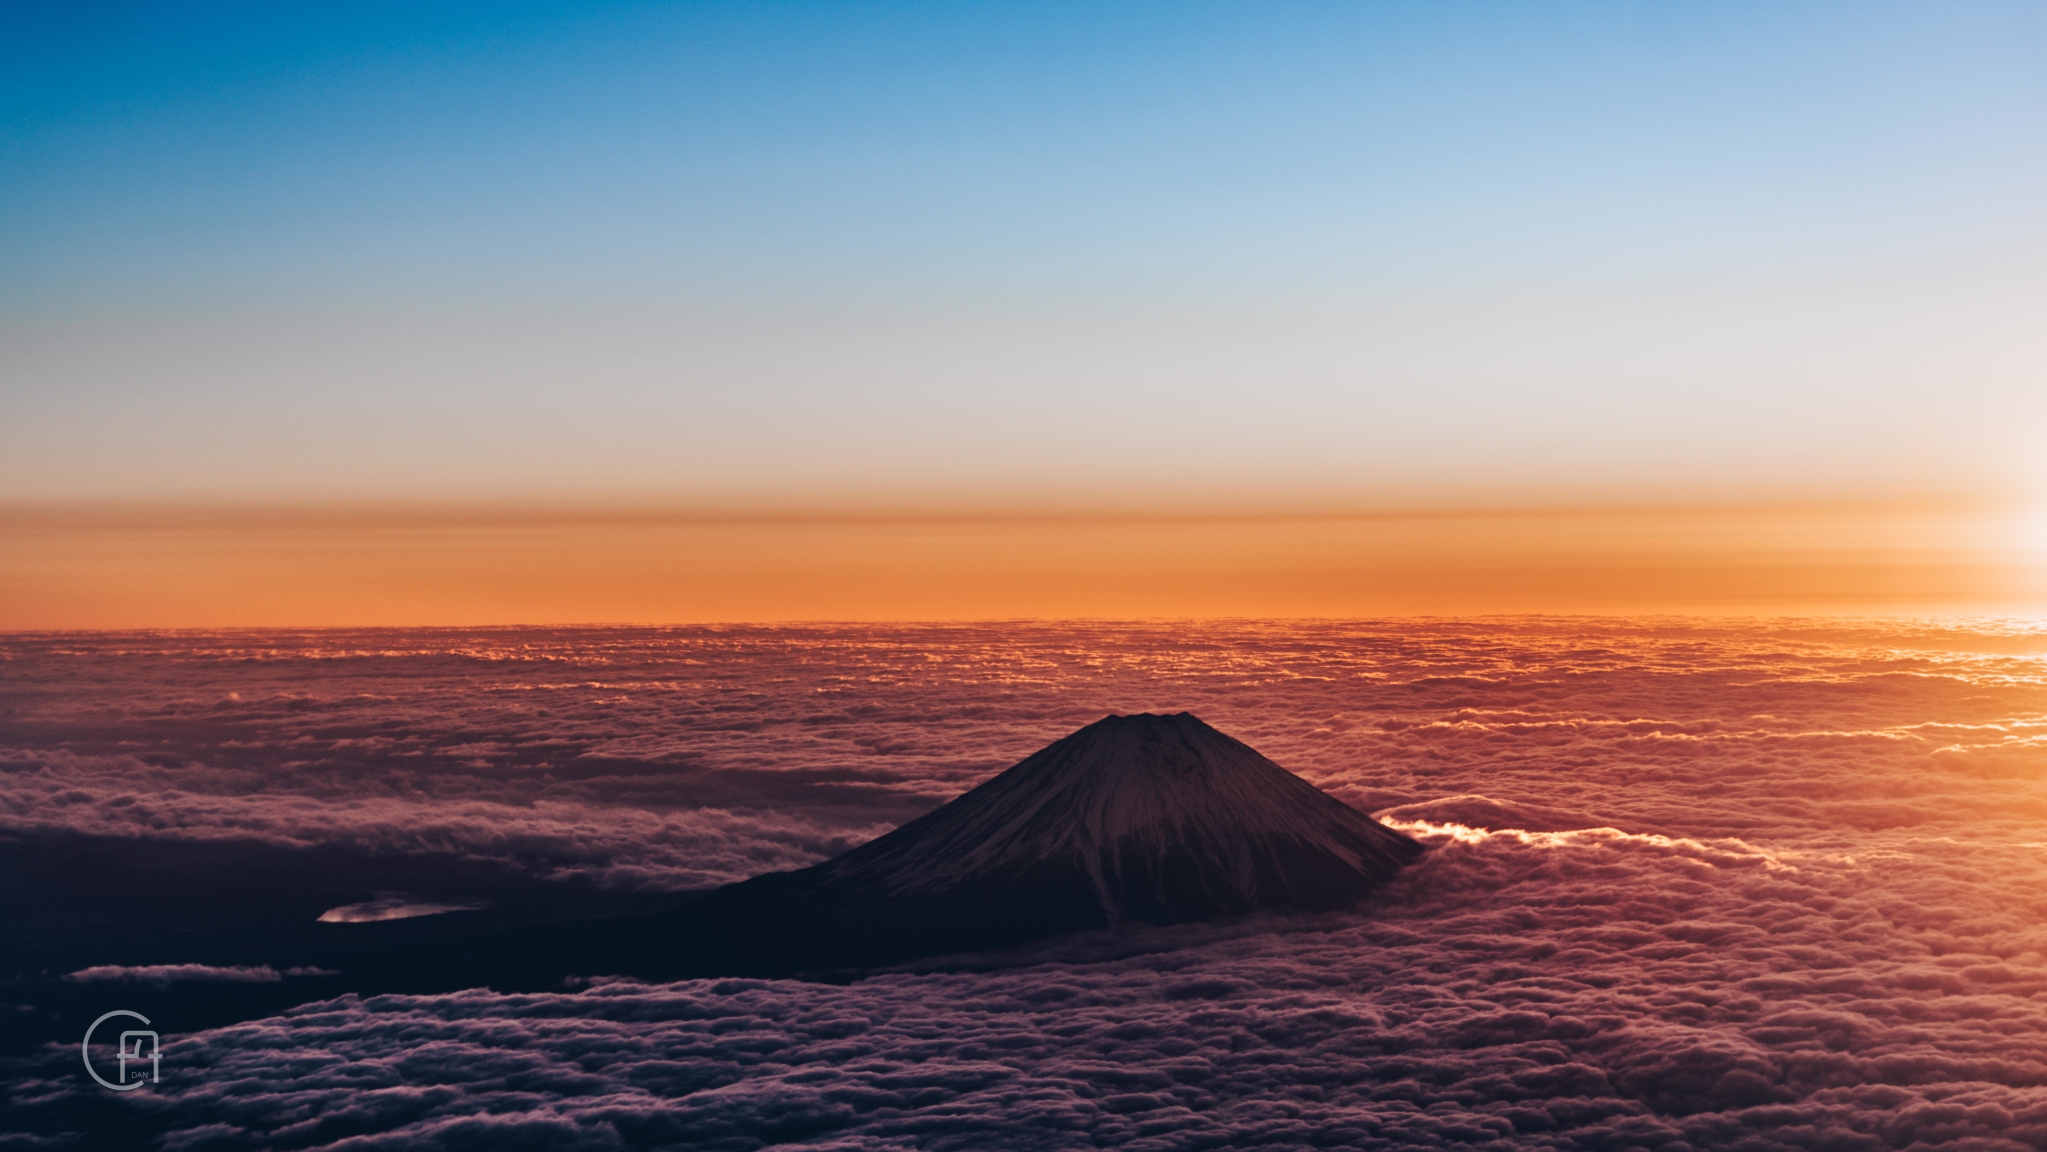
left=82, top=1010, right=159, bottom=1091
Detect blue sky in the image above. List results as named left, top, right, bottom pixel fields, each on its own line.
left=3, top=2, right=2044, bottom=507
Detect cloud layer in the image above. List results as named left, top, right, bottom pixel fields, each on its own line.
left=6, top=619, right=2047, bottom=1147
left=24, top=807, right=2047, bottom=1149
left=6, top=621, right=2042, bottom=889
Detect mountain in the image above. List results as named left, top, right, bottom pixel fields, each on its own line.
left=77, top=714, right=1425, bottom=1007
left=657, top=712, right=1425, bottom=974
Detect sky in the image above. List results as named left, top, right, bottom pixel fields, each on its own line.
left=2, top=2, right=2045, bottom=622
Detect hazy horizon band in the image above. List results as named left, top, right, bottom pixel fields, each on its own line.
left=3, top=501, right=2041, bottom=628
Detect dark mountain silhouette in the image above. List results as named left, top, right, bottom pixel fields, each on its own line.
left=653, top=712, right=1424, bottom=974
left=0, top=715, right=1425, bottom=1059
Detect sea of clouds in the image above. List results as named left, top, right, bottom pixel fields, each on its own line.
left=5, top=619, right=2047, bottom=1148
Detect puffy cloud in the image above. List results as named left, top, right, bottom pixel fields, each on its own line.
left=7, top=619, right=2047, bottom=1147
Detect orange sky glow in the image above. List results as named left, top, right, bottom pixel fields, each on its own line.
left=5, top=501, right=2042, bottom=629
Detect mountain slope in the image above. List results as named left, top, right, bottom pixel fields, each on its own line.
left=659, top=712, right=1424, bottom=974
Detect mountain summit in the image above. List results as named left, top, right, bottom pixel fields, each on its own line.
left=664, top=713, right=1424, bottom=973
left=817, top=711, right=1421, bottom=921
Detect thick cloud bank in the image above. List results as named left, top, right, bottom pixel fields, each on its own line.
left=6, top=619, right=2047, bottom=1147
left=7, top=620, right=2042, bottom=890
left=22, top=813, right=2047, bottom=1150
